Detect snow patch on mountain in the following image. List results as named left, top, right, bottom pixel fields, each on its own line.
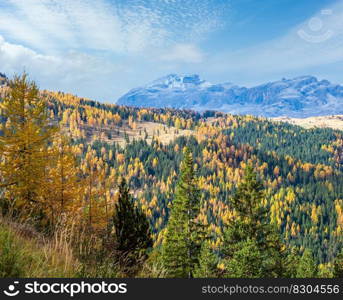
left=117, top=74, right=343, bottom=117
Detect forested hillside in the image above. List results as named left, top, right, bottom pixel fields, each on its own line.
left=0, top=74, right=342, bottom=277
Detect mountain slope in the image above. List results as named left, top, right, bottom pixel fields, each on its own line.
left=274, top=115, right=343, bottom=131
left=117, top=74, right=343, bottom=118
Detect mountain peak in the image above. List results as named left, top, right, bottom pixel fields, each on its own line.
left=117, top=74, right=343, bottom=117
left=292, top=75, right=317, bottom=81
left=289, top=75, right=318, bottom=86
left=148, top=73, right=207, bottom=89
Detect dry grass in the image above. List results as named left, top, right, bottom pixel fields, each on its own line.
left=0, top=216, right=79, bottom=277
left=80, top=121, right=194, bottom=147
left=41, top=222, right=79, bottom=277
left=273, top=115, right=343, bottom=131
left=204, top=114, right=343, bottom=131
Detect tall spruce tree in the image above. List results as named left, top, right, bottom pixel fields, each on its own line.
left=162, top=147, right=204, bottom=278
left=110, top=178, right=152, bottom=275
left=296, top=249, right=317, bottom=278
left=0, top=73, right=56, bottom=216
left=221, top=165, right=284, bottom=277
left=283, top=247, right=301, bottom=278
left=224, top=238, right=265, bottom=278
left=193, top=241, right=219, bottom=278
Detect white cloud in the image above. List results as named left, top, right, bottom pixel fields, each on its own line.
left=0, top=0, right=230, bottom=100
left=159, top=44, right=204, bottom=63
left=0, top=35, right=58, bottom=72
left=0, top=0, right=152, bottom=53
left=0, top=34, right=126, bottom=100
left=0, top=0, right=225, bottom=55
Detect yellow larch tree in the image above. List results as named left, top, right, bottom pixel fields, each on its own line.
left=0, top=73, right=56, bottom=215
left=40, top=131, right=81, bottom=228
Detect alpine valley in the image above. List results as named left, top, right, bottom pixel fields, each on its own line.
left=1, top=72, right=343, bottom=278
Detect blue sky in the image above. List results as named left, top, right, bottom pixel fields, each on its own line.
left=0, top=0, right=342, bottom=102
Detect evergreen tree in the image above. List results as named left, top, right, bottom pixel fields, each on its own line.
left=224, top=239, right=264, bottom=278
left=0, top=73, right=56, bottom=216
left=162, top=147, right=204, bottom=278
left=296, top=249, right=317, bottom=278
left=193, top=241, right=218, bottom=278
left=221, top=165, right=284, bottom=277
left=333, top=250, right=343, bottom=278
left=110, top=178, right=152, bottom=275
left=283, top=247, right=300, bottom=278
